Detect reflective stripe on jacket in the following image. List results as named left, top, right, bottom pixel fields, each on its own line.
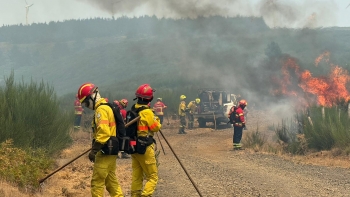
left=135, top=103, right=161, bottom=137
left=92, top=98, right=116, bottom=144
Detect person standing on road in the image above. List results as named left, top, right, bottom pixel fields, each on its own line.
left=187, top=98, right=200, bottom=130
left=113, top=98, right=131, bottom=159
left=153, top=98, right=167, bottom=125
left=232, top=99, right=247, bottom=150
left=178, top=95, right=188, bottom=134
left=131, top=84, right=161, bottom=197
left=74, top=94, right=84, bottom=129
left=77, top=82, right=125, bottom=197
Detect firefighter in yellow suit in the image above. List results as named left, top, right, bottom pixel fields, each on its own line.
left=178, top=95, right=187, bottom=134
left=131, top=84, right=161, bottom=197
left=77, top=83, right=124, bottom=197
left=187, top=98, right=200, bottom=130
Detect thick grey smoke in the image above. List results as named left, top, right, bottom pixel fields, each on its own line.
left=78, top=0, right=337, bottom=28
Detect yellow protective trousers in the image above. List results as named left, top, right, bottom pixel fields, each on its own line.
left=91, top=152, right=124, bottom=197
left=131, top=144, right=158, bottom=197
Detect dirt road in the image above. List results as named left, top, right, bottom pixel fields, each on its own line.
left=28, top=119, right=350, bottom=197
left=154, top=127, right=350, bottom=197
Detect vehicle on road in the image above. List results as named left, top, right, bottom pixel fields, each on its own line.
left=193, top=89, right=236, bottom=128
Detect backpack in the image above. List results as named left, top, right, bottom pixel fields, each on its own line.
left=96, top=103, right=126, bottom=155
left=229, top=106, right=238, bottom=124
left=120, top=104, right=148, bottom=154
left=125, top=104, right=147, bottom=139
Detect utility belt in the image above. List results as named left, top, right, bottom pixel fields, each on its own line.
left=119, top=136, right=155, bottom=155
left=92, top=137, right=120, bottom=155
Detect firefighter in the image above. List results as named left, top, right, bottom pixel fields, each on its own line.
left=178, top=95, right=188, bottom=134
left=74, top=94, right=84, bottom=129
left=187, top=98, right=200, bottom=130
left=77, top=83, right=124, bottom=197
left=131, top=84, right=161, bottom=197
left=153, top=98, right=167, bottom=125
left=118, top=98, right=130, bottom=159
left=232, top=99, right=247, bottom=150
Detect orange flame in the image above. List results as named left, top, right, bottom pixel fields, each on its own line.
left=274, top=52, right=350, bottom=107
left=314, top=51, right=330, bottom=67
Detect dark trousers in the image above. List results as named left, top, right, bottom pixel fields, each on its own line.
left=158, top=115, right=164, bottom=125
left=233, top=126, right=243, bottom=144
left=74, top=115, right=82, bottom=126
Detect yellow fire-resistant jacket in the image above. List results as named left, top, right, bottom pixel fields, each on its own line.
left=135, top=103, right=161, bottom=138
left=92, top=98, right=116, bottom=144
left=178, top=101, right=186, bottom=116
left=187, top=101, right=197, bottom=114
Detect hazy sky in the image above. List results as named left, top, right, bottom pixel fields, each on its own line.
left=0, top=0, right=349, bottom=28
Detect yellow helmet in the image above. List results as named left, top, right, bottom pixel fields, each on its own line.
left=195, top=98, right=200, bottom=104
left=180, top=95, right=186, bottom=100
left=157, top=98, right=162, bottom=101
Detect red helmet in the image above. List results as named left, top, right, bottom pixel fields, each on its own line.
left=239, top=99, right=247, bottom=106
left=135, top=84, right=154, bottom=100
left=120, top=99, right=128, bottom=108
left=77, top=83, right=97, bottom=103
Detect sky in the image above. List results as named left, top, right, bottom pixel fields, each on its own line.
left=0, top=0, right=349, bottom=28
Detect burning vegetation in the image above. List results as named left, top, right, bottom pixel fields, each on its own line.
left=273, top=51, right=350, bottom=107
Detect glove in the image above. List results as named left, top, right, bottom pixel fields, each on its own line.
left=89, top=141, right=104, bottom=163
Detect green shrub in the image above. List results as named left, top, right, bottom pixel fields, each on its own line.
left=244, top=126, right=267, bottom=149
left=0, top=72, right=73, bottom=155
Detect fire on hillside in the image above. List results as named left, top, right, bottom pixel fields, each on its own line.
left=272, top=51, right=350, bottom=107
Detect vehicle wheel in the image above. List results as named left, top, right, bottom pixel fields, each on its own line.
left=198, top=119, right=206, bottom=128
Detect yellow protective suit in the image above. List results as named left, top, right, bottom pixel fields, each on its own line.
left=187, top=101, right=197, bottom=114
left=91, top=98, right=124, bottom=197
left=131, top=103, right=161, bottom=197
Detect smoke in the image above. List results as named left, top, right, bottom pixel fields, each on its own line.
left=258, top=0, right=337, bottom=28
left=78, top=0, right=338, bottom=28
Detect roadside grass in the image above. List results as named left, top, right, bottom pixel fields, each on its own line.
left=0, top=140, right=54, bottom=193
left=243, top=124, right=267, bottom=152
left=273, top=105, right=350, bottom=156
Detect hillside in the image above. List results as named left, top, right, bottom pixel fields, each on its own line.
left=0, top=16, right=350, bottom=101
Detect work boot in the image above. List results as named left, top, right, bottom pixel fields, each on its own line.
left=178, top=128, right=183, bottom=134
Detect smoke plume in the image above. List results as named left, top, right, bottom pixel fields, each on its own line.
left=78, top=0, right=338, bottom=28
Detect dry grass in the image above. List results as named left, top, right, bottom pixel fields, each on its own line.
left=0, top=127, right=132, bottom=197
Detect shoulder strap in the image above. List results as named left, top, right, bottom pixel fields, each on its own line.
left=99, top=102, right=126, bottom=137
